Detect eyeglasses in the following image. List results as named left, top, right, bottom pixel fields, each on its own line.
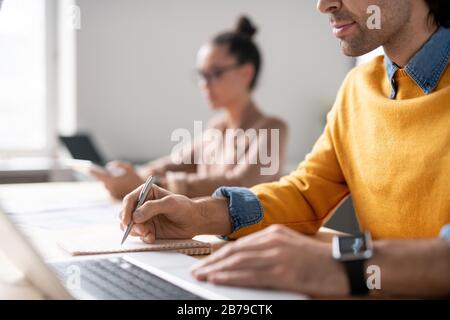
left=196, top=64, right=242, bottom=84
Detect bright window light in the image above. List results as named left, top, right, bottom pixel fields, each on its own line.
left=0, top=0, right=47, bottom=152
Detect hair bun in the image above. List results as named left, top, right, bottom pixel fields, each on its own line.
left=235, top=16, right=257, bottom=38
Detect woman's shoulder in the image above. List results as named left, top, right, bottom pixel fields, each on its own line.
left=255, top=113, right=288, bottom=132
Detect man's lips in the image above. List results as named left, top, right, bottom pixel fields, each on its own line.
left=332, top=21, right=356, bottom=37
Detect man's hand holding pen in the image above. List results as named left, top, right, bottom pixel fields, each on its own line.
left=119, top=182, right=232, bottom=244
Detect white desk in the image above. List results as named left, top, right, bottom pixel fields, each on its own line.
left=0, top=181, right=343, bottom=299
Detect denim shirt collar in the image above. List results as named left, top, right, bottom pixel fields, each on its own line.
left=385, top=27, right=450, bottom=99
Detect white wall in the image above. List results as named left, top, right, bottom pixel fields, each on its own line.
left=74, top=0, right=353, bottom=166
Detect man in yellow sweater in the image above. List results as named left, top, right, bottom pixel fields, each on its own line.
left=120, top=0, right=450, bottom=297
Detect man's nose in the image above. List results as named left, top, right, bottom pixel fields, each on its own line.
left=317, top=0, right=341, bottom=14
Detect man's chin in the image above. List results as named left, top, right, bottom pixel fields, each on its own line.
left=340, top=41, right=373, bottom=57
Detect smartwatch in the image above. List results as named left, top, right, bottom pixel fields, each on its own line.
left=332, top=232, right=373, bottom=295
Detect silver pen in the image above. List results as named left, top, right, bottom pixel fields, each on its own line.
left=121, top=175, right=155, bottom=245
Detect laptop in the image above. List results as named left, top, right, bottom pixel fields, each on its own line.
left=0, top=210, right=305, bottom=300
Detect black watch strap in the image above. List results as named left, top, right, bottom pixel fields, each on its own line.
left=343, top=260, right=368, bottom=295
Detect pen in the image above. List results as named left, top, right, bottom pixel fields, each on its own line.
left=121, top=175, right=155, bottom=245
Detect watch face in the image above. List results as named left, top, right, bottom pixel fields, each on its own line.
left=332, top=232, right=373, bottom=261
left=339, top=235, right=367, bottom=255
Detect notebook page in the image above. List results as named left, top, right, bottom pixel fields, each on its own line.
left=57, top=224, right=211, bottom=256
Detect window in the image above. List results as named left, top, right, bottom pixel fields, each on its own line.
left=0, top=0, right=50, bottom=154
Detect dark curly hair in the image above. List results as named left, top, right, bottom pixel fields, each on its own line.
left=425, top=0, right=450, bottom=28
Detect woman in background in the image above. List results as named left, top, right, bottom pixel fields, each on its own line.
left=91, top=16, right=288, bottom=199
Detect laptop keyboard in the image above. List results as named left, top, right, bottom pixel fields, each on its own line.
left=51, top=257, right=204, bottom=300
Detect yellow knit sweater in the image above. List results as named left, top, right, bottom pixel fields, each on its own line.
left=231, top=56, right=450, bottom=240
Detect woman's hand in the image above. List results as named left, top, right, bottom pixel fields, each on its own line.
left=90, top=161, right=144, bottom=199
left=191, top=224, right=349, bottom=298
left=120, top=184, right=232, bottom=243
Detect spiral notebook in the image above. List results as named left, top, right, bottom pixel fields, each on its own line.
left=57, top=225, right=211, bottom=256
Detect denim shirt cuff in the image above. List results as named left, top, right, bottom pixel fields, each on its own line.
left=212, top=187, right=264, bottom=239
left=439, top=224, right=450, bottom=245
